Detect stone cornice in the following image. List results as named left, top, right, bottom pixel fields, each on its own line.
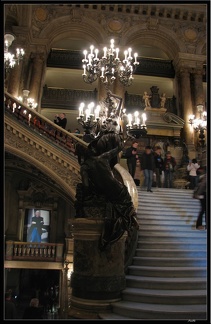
left=173, top=52, right=206, bottom=71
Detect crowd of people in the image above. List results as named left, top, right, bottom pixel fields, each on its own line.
left=125, top=143, right=178, bottom=191
left=125, top=141, right=207, bottom=231
left=125, top=142, right=205, bottom=193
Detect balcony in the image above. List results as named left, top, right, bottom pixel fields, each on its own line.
left=5, top=241, right=64, bottom=262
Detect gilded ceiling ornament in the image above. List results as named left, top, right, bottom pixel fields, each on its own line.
left=184, top=28, right=197, bottom=41
left=108, top=19, right=123, bottom=32
left=35, top=7, right=47, bottom=22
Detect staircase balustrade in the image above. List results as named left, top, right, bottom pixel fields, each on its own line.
left=4, top=90, right=89, bottom=155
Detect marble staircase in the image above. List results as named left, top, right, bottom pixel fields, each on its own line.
left=99, top=188, right=207, bottom=320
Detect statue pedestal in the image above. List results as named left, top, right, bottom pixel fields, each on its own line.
left=144, top=107, right=167, bottom=115
left=69, top=217, right=127, bottom=318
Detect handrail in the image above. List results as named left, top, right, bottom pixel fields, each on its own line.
left=4, top=90, right=89, bottom=153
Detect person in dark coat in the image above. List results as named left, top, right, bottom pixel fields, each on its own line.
left=141, top=145, right=156, bottom=192
left=23, top=298, right=44, bottom=319
left=125, top=139, right=139, bottom=179
left=5, top=291, right=17, bottom=319
left=153, top=146, right=164, bottom=188
left=54, top=112, right=67, bottom=138
left=54, top=113, right=67, bottom=129
left=163, top=151, right=176, bottom=188
left=194, top=170, right=207, bottom=230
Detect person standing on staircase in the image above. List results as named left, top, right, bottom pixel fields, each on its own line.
left=125, top=139, right=139, bottom=180
left=194, top=168, right=207, bottom=230
left=141, top=145, right=156, bottom=192
left=153, top=146, right=164, bottom=188
left=163, top=151, right=176, bottom=188
left=187, top=158, right=200, bottom=189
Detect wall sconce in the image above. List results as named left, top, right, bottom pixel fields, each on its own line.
left=189, top=104, right=207, bottom=147
left=17, top=90, right=38, bottom=109
left=4, top=33, right=25, bottom=72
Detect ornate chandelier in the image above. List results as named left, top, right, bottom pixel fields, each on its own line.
left=82, top=39, right=139, bottom=87
left=4, top=33, right=25, bottom=72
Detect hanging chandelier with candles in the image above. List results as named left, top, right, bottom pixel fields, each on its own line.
left=4, top=33, right=25, bottom=72
left=82, top=39, right=139, bottom=87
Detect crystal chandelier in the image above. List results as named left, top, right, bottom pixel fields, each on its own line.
left=82, top=39, right=139, bottom=87
left=4, top=33, right=25, bottom=72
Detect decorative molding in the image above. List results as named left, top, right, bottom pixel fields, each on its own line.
left=5, top=115, right=81, bottom=201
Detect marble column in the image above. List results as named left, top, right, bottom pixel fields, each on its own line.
left=6, top=61, right=23, bottom=97
left=178, top=68, right=195, bottom=149
left=69, top=218, right=127, bottom=319
left=193, top=68, right=205, bottom=115
left=59, top=268, right=69, bottom=319
left=29, top=53, right=45, bottom=110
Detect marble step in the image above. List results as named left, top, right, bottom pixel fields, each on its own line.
left=137, top=240, right=207, bottom=250
left=125, top=275, right=207, bottom=290
left=121, top=287, right=207, bottom=305
left=127, top=265, right=207, bottom=277
left=137, top=231, right=207, bottom=242
left=110, top=301, right=206, bottom=319
left=135, top=248, right=207, bottom=258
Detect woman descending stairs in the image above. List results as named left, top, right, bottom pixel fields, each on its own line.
left=99, top=188, right=207, bottom=320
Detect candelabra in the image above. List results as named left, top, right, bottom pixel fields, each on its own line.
left=77, top=102, right=101, bottom=141
left=4, top=33, right=25, bottom=73
left=123, top=110, right=147, bottom=138
left=189, top=104, right=207, bottom=147
left=77, top=95, right=148, bottom=140
left=82, top=39, right=139, bottom=87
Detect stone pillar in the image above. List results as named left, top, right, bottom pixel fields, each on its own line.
left=193, top=68, right=205, bottom=115
left=6, top=61, right=23, bottom=97
left=69, top=218, right=127, bottom=319
left=29, top=53, right=45, bottom=110
left=177, top=68, right=195, bottom=153
left=59, top=268, right=69, bottom=319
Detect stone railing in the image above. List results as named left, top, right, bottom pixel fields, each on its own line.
left=4, top=90, right=88, bottom=154
left=5, top=241, right=64, bottom=262
left=41, top=84, right=98, bottom=109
